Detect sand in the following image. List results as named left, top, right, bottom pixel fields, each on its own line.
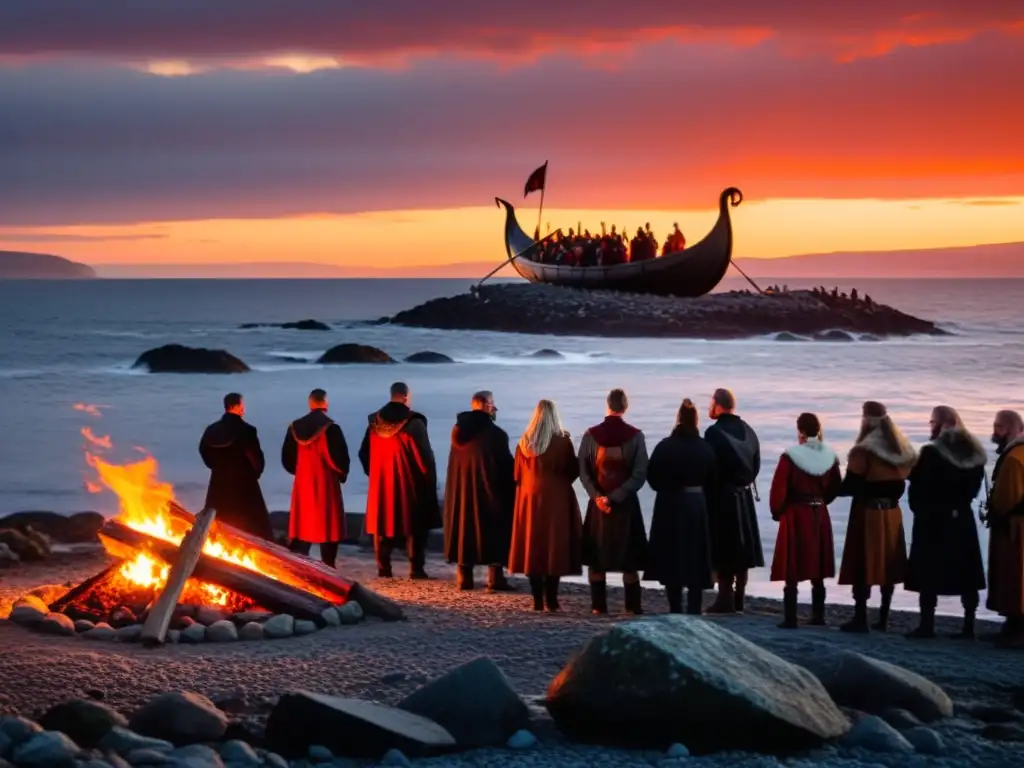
left=1, top=547, right=1022, bottom=767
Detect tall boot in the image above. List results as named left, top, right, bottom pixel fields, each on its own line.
left=589, top=580, right=608, bottom=615
left=706, top=573, right=736, bottom=614
left=487, top=565, right=517, bottom=592
left=906, top=593, right=936, bottom=639
left=779, top=584, right=798, bottom=629
left=457, top=565, right=475, bottom=591
left=685, top=587, right=704, bottom=615
left=840, top=585, right=870, bottom=633
left=666, top=584, right=684, bottom=614
left=953, top=591, right=978, bottom=639
left=873, top=585, right=894, bottom=631
left=810, top=581, right=827, bottom=626
left=734, top=570, right=748, bottom=614
left=543, top=576, right=561, bottom=613
left=624, top=581, right=644, bottom=616
left=528, top=576, right=544, bottom=611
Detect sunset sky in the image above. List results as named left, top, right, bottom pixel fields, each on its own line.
left=1, top=1, right=1022, bottom=274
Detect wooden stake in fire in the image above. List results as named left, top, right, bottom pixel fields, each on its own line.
left=139, top=506, right=217, bottom=647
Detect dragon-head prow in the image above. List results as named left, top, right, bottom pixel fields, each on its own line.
left=720, top=187, right=743, bottom=209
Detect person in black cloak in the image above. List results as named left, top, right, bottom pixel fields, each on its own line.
left=704, top=387, right=764, bottom=614
left=443, top=390, right=516, bottom=591
left=904, top=405, right=988, bottom=639
left=643, top=398, right=717, bottom=614
left=579, top=388, right=649, bottom=615
left=198, top=392, right=273, bottom=539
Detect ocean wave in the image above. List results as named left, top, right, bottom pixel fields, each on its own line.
left=0, top=369, right=44, bottom=379
left=451, top=351, right=703, bottom=366
left=87, top=329, right=168, bottom=339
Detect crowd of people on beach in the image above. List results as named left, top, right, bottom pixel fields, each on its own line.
left=198, top=387, right=1024, bottom=647
left=528, top=223, right=687, bottom=266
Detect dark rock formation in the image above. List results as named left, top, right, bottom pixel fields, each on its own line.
left=399, top=658, right=529, bottom=748
left=530, top=349, right=564, bottom=359
left=317, top=344, right=396, bottom=364
left=127, top=691, right=228, bottom=745
left=0, top=527, right=50, bottom=560
left=265, top=691, right=455, bottom=759
left=814, top=330, right=856, bottom=342
left=0, top=511, right=104, bottom=543
left=404, top=351, right=455, bottom=364
left=0, top=250, right=96, bottom=279
left=133, top=344, right=249, bottom=373
left=389, top=283, right=947, bottom=340
left=774, top=332, right=807, bottom=342
left=241, top=319, right=331, bottom=331
left=546, top=616, right=849, bottom=754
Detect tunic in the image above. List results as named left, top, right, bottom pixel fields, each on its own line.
left=643, top=425, right=716, bottom=589
left=358, top=401, right=440, bottom=538
left=837, top=429, right=915, bottom=587
left=508, top=433, right=583, bottom=577
left=281, top=409, right=350, bottom=544
left=579, top=415, right=649, bottom=573
left=443, top=410, right=515, bottom=566
left=704, top=413, right=764, bottom=572
left=198, top=413, right=272, bottom=539
left=905, top=428, right=987, bottom=596
left=769, top=440, right=841, bottom=583
left=987, top=439, right=1024, bottom=615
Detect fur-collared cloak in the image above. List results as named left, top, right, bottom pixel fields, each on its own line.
left=769, top=438, right=841, bottom=583
left=838, top=417, right=916, bottom=587
left=906, top=427, right=987, bottom=596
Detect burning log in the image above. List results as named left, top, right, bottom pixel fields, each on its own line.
left=99, top=518, right=335, bottom=625
left=167, top=502, right=355, bottom=604
left=48, top=564, right=121, bottom=613
left=140, top=506, right=216, bottom=647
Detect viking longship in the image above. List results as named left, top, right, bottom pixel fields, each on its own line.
left=494, top=187, right=743, bottom=297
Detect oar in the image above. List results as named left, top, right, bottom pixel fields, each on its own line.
left=729, top=258, right=765, bottom=295
left=477, top=230, right=562, bottom=287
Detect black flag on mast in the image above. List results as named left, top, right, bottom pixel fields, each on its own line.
left=523, top=162, right=547, bottom=197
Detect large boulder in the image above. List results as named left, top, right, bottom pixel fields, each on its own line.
left=404, top=351, right=455, bottom=364
left=398, top=658, right=529, bottom=748
left=265, top=691, right=455, bottom=759
left=799, top=650, right=953, bottom=723
left=133, top=344, right=249, bottom=374
left=0, top=511, right=104, bottom=543
left=128, top=692, right=228, bottom=745
left=39, top=699, right=128, bottom=748
left=317, top=344, right=396, bottom=364
left=241, top=319, right=331, bottom=331
left=545, top=616, right=850, bottom=754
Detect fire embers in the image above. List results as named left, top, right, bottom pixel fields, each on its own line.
left=54, top=555, right=260, bottom=627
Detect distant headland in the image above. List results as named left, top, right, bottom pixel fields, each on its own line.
left=386, top=283, right=946, bottom=340
left=0, top=251, right=96, bottom=279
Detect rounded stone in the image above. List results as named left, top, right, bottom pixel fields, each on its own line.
left=74, top=619, right=96, bottom=633
left=39, top=612, right=76, bottom=636
left=82, top=623, right=117, bottom=641
left=238, top=622, right=264, bottom=641
left=9, top=598, right=48, bottom=627
left=181, top=623, right=207, bottom=644
left=206, top=620, right=238, bottom=642
left=294, top=619, right=318, bottom=636
left=262, top=614, right=294, bottom=639
left=320, top=607, right=341, bottom=627
left=336, top=602, right=363, bottom=625
left=114, top=624, right=143, bottom=642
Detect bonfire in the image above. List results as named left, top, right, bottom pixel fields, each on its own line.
left=37, top=416, right=383, bottom=644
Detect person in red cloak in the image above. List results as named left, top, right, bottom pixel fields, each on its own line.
left=358, top=381, right=440, bottom=580
left=769, top=412, right=842, bottom=629
left=281, top=388, right=351, bottom=568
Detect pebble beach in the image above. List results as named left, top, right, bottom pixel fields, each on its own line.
left=2, top=546, right=1023, bottom=767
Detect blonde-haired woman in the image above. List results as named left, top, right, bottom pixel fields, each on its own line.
left=508, top=399, right=583, bottom=612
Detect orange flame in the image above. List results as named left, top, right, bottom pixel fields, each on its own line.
left=84, top=480, right=102, bottom=494
left=81, top=427, right=113, bottom=450
left=115, top=551, right=232, bottom=606
left=73, top=403, right=103, bottom=417
left=85, top=450, right=259, bottom=576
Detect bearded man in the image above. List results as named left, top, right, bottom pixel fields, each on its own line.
left=837, top=401, right=916, bottom=633
left=986, top=409, right=1024, bottom=646
left=904, top=406, right=987, bottom=639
